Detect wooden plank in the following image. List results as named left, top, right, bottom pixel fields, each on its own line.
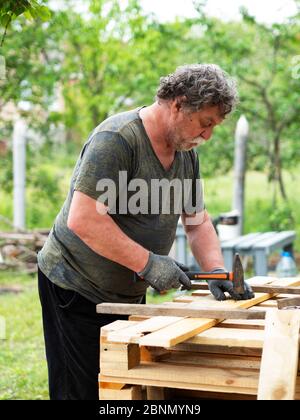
left=100, top=372, right=300, bottom=399
left=246, top=276, right=279, bottom=286
left=257, top=309, right=300, bottom=400
left=100, top=373, right=258, bottom=395
left=129, top=315, right=150, bottom=322
left=277, top=297, right=300, bottom=309
left=170, top=342, right=263, bottom=357
left=256, top=300, right=278, bottom=308
left=218, top=319, right=265, bottom=329
left=100, top=342, right=140, bottom=370
left=107, top=316, right=183, bottom=343
left=146, top=386, right=165, bottom=400
left=98, top=279, right=300, bottom=349
left=99, top=385, right=142, bottom=400
left=101, top=320, right=138, bottom=337
left=139, top=317, right=218, bottom=347
left=172, top=292, right=275, bottom=307
left=190, top=275, right=300, bottom=294
left=97, top=302, right=267, bottom=320
left=186, top=327, right=265, bottom=348
left=128, top=317, right=266, bottom=331
left=136, top=279, right=300, bottom=347
left=191, top=284, right=300, bottom=295
left=169, top=388, right=256, bottom=400
left=100, top=382, right=125, bottom=390
left=100, top=359, right=260, bottom=390
left=158, top=350, right=262, bottom=370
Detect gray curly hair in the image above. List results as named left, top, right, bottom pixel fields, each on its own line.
left=156, top=64, right=238, bottom=116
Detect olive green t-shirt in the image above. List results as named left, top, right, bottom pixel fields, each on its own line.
left=37, top=108, right=203, bottom=304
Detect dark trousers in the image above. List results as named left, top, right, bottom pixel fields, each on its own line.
left=38, top=267, right=129, bottom=400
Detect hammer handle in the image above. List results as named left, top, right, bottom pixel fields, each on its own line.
left=186, top=272, right=233, bottom=281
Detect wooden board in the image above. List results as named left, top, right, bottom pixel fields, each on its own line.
left=191, top=285, right=300, bottom=295
left=185, top=327, right=265, bottom=348
left=100, top=358, right=260, bottom=390
left=246, top=276, right=279, bottom=286
left=138, top=278, right=300, bottom=347
left=139, top=316, right=219, bottom=347
left=99, top=384, right=142, bottom=400
left=97, top=302, right=267, bottom=320
left=218, top=319, right=266, bottom=330
left=257, top=309, right=300, bottom=400
left=138, top=293, right=271, bottom=347
left=99, top=373, right=259, bottom=396
left=107, top=316, right=183, bottom=343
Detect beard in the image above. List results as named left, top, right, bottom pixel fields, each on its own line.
left=171, top=134, right=206, bottom=151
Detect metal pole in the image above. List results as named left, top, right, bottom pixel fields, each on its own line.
left=176, top=222, right=187, bottom=265
left=232, top=115, right=249, bottom=236
left=13, top=118, right=27, bottom=230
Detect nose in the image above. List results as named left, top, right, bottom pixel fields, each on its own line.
left=201, top=127, right=213, bottom=141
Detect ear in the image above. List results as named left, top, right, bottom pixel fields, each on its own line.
left=171, top=96, right=187, bottom=113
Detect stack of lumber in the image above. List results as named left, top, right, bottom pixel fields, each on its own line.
left=0, top=230, right=48, bottom=273
left=98, top=277, right=300, bottom=400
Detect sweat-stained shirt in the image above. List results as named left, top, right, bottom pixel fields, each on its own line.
left=37, top=107, right=203, bottom=304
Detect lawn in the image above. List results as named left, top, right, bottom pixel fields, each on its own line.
left=0, top=272, right=48, bottom=400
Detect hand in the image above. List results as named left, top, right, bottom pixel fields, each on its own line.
left=207, top=268, right=254, bottom=301
left=137, top=252, right=192, bottom=292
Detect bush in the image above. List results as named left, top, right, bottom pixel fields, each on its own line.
left=268, top=204, right=295, bottom=231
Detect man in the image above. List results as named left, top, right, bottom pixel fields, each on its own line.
left=38, top=64, right=254, bottom=400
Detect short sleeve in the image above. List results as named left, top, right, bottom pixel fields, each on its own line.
left=74, top=132, right=133, bottom=205
left=183, top=151, right=205, bottom=215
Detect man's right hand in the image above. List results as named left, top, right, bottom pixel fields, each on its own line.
left=137, top=252, right=192, bottom=292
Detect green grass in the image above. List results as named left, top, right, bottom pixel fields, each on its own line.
left=0, top=272, right=48, bottom=400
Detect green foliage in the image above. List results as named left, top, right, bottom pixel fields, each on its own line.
left=0, top=0, right=51, bottom=46
left=0, top=148, right=12, bottom=193
left=188, top=12, right=300, bottom=183
left=0, top=0, right=300, bottom=225
left=0, top=0, right=51, bottom=24
left=268, top=204, right=295, bottom=231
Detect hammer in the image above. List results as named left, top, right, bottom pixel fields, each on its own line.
left=183, top=253, right=245, bottom=294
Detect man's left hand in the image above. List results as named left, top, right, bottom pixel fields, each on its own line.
left=207, top=268, right=254, bottom=301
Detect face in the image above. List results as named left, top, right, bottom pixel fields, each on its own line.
left=166, top=104, right=224, bottom=151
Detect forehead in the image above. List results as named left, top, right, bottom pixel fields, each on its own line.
left=190, top=106, right=224, bottom=124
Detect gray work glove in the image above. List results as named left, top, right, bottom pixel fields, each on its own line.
left=137, top=252, right=192, bottom=292
left=208, top=268, right=255, bottom=301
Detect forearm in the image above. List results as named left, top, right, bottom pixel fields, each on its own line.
left=68, top=192, right=149, bottom=272
left=184, top=212, right=225, bottom=271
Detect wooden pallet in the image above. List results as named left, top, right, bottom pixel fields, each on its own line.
left=98, top=277, right=300, bottom=400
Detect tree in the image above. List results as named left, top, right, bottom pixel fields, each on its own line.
left=58, top=0, right=193, bottom=142
left=188, top=2, right=300, bottom=202
left=0, top=0, right=51, bottom=46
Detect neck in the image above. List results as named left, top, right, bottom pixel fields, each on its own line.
left=140, top=102, right=174, bottom=155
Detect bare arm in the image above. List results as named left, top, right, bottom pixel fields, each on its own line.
left=67, top=191, right=149, bottom=272
left=182, top=210, right=225, bottom=271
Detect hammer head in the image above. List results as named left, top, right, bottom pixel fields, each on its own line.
left=232, top=253, right=245, bottom=294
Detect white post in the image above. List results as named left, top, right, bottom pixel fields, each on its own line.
left=13, top=118, right=27, bottom=230
left=232, top=115, right=249, bottom=236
